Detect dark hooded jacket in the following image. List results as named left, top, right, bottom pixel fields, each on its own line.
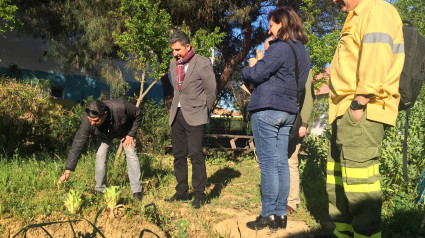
left=65, top=99, right=142, bottom=171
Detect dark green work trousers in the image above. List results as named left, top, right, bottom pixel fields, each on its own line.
left=327, top=109, right=385, bottom=238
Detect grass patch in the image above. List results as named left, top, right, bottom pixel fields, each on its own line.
left=1, top=148, right=310, bottom=236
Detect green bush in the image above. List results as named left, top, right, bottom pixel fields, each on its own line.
left=138, top=99, right=171, bottom=154
left=0, top=78, right=50, bottom=155
left=0, top=77, right=91, bottom=155
left=47, top=100, right=87, bottom=152
left=380, top=87, right=425, bottom=214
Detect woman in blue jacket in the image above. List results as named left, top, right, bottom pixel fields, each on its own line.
left=242, top=6, right=310, bottom=230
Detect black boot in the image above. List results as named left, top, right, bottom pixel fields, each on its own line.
left=246, top=215, right=278, bottom=230
left=276, top=215, right=287, bottom=229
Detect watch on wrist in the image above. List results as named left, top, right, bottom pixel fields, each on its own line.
left=350, top=100, right=367, bottom=110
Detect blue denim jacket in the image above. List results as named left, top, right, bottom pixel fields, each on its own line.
left=242, top=39, right=311, bottom=114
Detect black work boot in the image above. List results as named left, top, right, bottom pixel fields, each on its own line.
left=246, top=214, right=278, bottom=230
left=276, top=215, right=287, bottom=229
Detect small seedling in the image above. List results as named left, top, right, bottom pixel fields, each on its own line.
left=104, top=186, right=123, bottom=219
left=64, top=189, right=83, bottom=214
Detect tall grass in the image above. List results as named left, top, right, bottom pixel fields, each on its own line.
left=0, top=152, right=64, bottom=219
left=0, top=149, right=262, bottom=237
left=0, top=148, right=129, bottom=220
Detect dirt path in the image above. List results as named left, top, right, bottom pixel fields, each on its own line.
left=213, top=209, right=313, bottom=238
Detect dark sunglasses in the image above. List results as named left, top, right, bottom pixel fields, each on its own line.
left=85, top=108, right=100, bottom=116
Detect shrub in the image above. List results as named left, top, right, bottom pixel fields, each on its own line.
left=138, top=99, right=171, bottom=154
left=47, top=100, right=86, bottom=152
left=0, top=77, right=88, bottom=155
left=0, top=78, right=49, bottom=155
left=380, top=87, right=425, bottom=212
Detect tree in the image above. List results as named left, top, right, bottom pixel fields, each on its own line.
left=13, top=0, right=344, bottom=114
left=14, top=0, right=131, bottom=97
left=0, top=0, right=21, bottom=34
left=113, top=0, right=172, bottom=108
left=15, top=0, right=122, bottom=73
left=392, top=0, right=425, bottom=35
left=301, top=0, right=342, bottom=89
left=391, top=0, right=425, bottom=107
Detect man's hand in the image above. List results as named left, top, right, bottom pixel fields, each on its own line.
left=351, top=95, right=370, bottom=121
left=121, top=135, right=135, bottom=148
left=298, top=126, right=307, bottom=138
left=58, top=170, right=71, bottom=184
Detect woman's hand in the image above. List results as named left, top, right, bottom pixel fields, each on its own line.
left=264, top=36, right=275, bottom=51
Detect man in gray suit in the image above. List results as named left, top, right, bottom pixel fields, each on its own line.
left=165, top=30, right=216, bottom=209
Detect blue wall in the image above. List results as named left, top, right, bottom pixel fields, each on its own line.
left=0, top=67, right=164, bottom=103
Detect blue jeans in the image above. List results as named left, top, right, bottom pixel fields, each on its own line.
left=94, top=139, right=142, bottom=194
left=251, top=110, right=295, bottom=217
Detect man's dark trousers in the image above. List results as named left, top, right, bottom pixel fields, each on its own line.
left=171, top=108, right=206, bottom=198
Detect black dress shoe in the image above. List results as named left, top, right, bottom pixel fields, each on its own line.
left=133, top=192, right=142, bottom=201
left=246, top=215, right=278, bottom=230
left=276, top=215, right=287, bottom=229
left=192, top=197, right=205, bottom=209
left=164, top=193, right=189, bottom=202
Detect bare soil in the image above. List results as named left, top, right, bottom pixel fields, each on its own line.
left=2, top=209, right=312, bottom=238
left=2, top=211, right=166, bottom=238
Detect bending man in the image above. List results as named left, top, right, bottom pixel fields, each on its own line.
left=58, top=99, right=143, bottom=200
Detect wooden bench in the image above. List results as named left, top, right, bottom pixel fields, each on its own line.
left=203, top=134, right=255, bottom=154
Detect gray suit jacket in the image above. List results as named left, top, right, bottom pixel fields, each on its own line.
left=169, top=54, right=217, bottom=126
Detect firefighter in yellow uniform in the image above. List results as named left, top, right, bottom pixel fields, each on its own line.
left=327, top=0, right=405, bottom=237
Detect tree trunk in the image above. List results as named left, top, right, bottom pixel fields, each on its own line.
left=160, top=73, right=173, bottom=110
left=114, top=70, right=147, bottom=166
left=114, top=68, right=167, bottom=167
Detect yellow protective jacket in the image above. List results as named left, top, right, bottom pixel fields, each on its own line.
left=329, top=0, right=405, bottom=126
